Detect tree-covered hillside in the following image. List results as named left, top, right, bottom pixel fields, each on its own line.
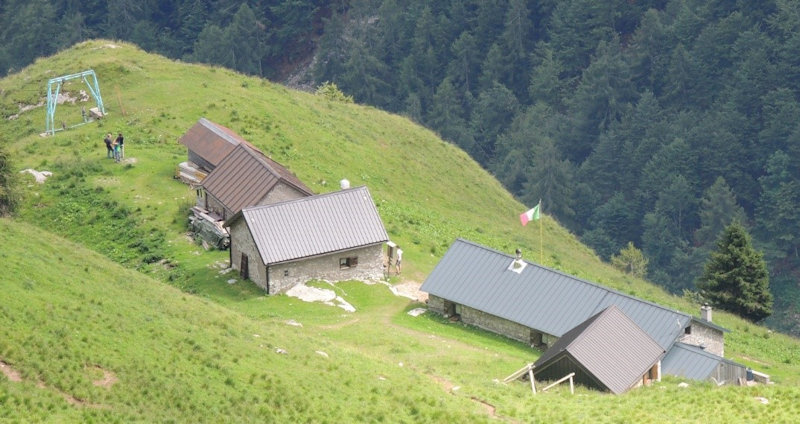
left=2, top=1, right=800, bottom=333
left=312, top=0, right=800, bottom=334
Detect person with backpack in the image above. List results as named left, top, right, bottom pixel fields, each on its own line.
left=103, top=133, right=113, bottom=158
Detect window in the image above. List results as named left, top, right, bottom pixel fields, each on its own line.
left=283, top=270, right=289, bottom=277
left=684, top=325, right=692, bottom=335
left=339, top=257, right=358, bottom=269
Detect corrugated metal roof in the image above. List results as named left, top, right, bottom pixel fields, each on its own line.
left=202, top=144, right=313, bottom=216
left=661, top=342, right=744, bottom=380
left=242, top=186, right=388, bottom=264
left=179, top=118, right=253, bottom=169
left=419, top=239, right=691, bottom=349
left=534, top=306, right=665, bottom=394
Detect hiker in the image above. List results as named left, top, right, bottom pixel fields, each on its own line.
left=395, top=247, right=403, bottom=274
left=104, top=133, right=113, bottom=158
left=115, top=133, right=124, bottom=159
left=112, top=136, right=120, bottom=162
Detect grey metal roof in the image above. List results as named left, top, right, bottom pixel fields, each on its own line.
left=202, top=144, right=313, bottom=216
left=534, top=306, right=665, bottom=394
left=419, top=239, right=691, bottom=349
left=691, top=317, right=730, bottom=333
left=179, top=118, right=256, bottom=169
left=661, top=342, right=742, bottom=380
left=242, top=186, right=388, bottom=265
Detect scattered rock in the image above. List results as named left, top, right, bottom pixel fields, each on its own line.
left=286, top=283, right=356, bottom=312
left=378, top=376, right=386, bottom=381
left=275, top=348, right=288, bottom=354
left=253, top=334, right=260, bottom=338
left=398, top=362, right=403, bottom=367
left=754, top=396, right=769, bottom=404
left=678, top=382, right=689, bottom=388
left=20, top=169, right=53, bottom=184
left=285, top=320, right=303, bottom=327
left=315, top=351, right=329, bottom=358
left=227, top=279, right=236, bottom=285
left=407, top=308, right=427, bottom=317
left=452, top=386, right=460, bottom=392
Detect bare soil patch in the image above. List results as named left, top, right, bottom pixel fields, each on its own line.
left=389, top=281, right=428, bottom=302
left=91, top=365, right=118, bottom=388
left=0, top=360, right=22, bottom=382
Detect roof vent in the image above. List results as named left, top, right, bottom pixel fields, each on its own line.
left=340, top=178, right=350, bottom=189
left=508, top=248, right=527, bottom=274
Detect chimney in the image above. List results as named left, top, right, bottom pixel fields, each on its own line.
left=515, top=248, right=522, bottom=260
left=701, top=303, right=712, bottom=322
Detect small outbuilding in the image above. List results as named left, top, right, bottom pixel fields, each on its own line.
left=533, top=305, right=665, bottom=394
left=225, top=186, right=389, bottom=294
left=199, top=143, right=313, bottom=220
left=661, top=342, right=747, bottom=385
left=179, top=117, right=259, bottom=174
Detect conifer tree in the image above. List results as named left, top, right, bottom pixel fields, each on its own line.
left=697, top=222, right=772, bottom=322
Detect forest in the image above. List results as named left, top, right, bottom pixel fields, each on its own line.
left=1, top=0, right=799, bottom=333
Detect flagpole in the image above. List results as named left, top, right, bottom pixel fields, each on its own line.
left=539, top=199, right=543, bottom=264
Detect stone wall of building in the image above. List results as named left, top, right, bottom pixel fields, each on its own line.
left=229, top=218, right=268, bottom=290
left=680, top=322, right=724, bottom=357
left=205, top=192, right=227, bottom=220
left=427, top=295, right=447, bottom=315
left=267, top=244, right=385, bottom=294
left=425, top=295, right=559, bottom=349
left=262, top=182, right=309, bottom=204
left=188, top=151, right=214, bottom=173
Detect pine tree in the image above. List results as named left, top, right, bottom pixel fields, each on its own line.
left=611, top=242, right=648, bottom=278
left=697, top=222, right=773, bottom=322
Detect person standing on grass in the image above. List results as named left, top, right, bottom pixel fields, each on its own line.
left=395, top=247, right=403, bottom=274
left=104, top=133, right=113, bottom=158
left=116, top=133, right=125, bottom=159
left=112, top=135, right=120, bottom=162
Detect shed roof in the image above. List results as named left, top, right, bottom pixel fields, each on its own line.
left=533, top=306, right=665, bottom=394
left=241, top=186, right=388, bottom=265
left=201, top=144, right=313, bottom=216
left=419, top=239, right=691, bottom=350
left=179, top=118, right=258, bottom=169
left=661, top=342, right=743, bottom=380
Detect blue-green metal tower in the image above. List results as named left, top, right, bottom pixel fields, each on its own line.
left=45, top=69, right=105, bottom=136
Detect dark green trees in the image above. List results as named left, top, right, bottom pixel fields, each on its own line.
left=698, top=222, right=772, bottom=322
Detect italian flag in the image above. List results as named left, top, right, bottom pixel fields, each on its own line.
left=519, top=203, right=541, bottom=226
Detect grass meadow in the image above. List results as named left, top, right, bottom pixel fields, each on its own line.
left=1, top=40, right=800, bottom=422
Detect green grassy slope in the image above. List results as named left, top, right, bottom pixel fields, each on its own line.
left=0, top=218, right=501, bottom=423
left=1, top=40, right=800, bottom=421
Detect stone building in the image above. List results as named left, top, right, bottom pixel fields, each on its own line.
left=225, top=186, right=388, bottom=294
left=199, top=143, right=313, bottom=220
left=179, top=117, right=258, bottom=174
left=421, top=238, right=745, bottom=385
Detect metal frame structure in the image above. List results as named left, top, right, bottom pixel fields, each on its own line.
left=45, top=69, right=105, bottom=135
